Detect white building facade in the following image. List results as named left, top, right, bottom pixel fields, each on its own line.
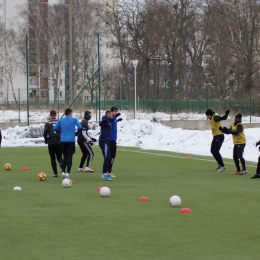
left=0, top=0, right=118, bottom=104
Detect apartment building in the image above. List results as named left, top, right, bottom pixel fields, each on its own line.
left=0, top=0, right=117, bottom=104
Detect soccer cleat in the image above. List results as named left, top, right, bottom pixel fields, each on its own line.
left=101, top=173, right=113, bottom=181
left=217, top=166, right=226, bottom=172
left=251, top=174, right=260, bottom=179
left=65, top=173, right=70, bottom=179
left=235, top=171, right=242, bottom=175
left=62, top=172, right=66, bottom=180
left=215, top=165, right=221, bottom=171
left=241, top=170, right=247, bottom=174
left=108, top=173, right=116, bottom=178
left=53, top=174, right=58, bottom=177
left=78, top=168, right=84, bottom=172
left=85, top=167, right=95, bottom=172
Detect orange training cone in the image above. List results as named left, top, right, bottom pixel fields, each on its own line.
left=139, top=196, right=149, bottom=201
left=180, top=208, right=191, bottom=213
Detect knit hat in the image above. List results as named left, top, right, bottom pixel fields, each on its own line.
left=235, top=114, right=242, bottom=120
left=110, top=107, right=118, bottom=112
left=205, top=109, right=214, bottom=116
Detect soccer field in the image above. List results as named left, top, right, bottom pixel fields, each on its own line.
left=0, top=146, right=259, bottom=260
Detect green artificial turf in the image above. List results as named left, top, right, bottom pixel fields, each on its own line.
left=0, top=146, right=259, bottom=260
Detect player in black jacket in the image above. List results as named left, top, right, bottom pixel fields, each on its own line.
left=77, top=111, right=96, bottom=172
left=252, top=140, right=260, bottom=179
left=43, top=110, right=63, bottom=177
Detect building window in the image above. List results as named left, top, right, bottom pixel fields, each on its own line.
left=0, top=16, right=3, bottom=23
left=0, top=78, right=3, bottom=84
left=85, top=96, right=88, bottom=100
left=0, top=66, right=3, bottom=72
left=60, top=91, right=62, bottom=97
left=106, top=64, right=109, bottom=69
left=0, top=41, right=3, bottom=47
left=0, top=4, right=2, bottom=9
left=106, top=54, right=109, bottom=59
left=42, top=90, right=48, bottom=97
left=0, top=91, right=4, bottom=97
left=60, top=79, right=62, bottom=85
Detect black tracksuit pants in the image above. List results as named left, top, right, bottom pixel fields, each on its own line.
left=233, top=144, right=246, bottom=171
left=211, top=134, right=225, bottom=167
left=78, top=141, right=94, bottom=168
left=61, top=142, right=75, bottom=174
left=48, top=144, right=63, bottom=175
left=108, top=141, right=117, bottom=173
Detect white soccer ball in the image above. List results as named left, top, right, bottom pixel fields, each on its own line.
left=100, top=186, right=110, bottom=197
left=62, top=179, right=72, bottom=188
left=169, top=195, right=181, bottom=207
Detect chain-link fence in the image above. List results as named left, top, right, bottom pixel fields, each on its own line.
left=1, top=99, right=260, bottom=117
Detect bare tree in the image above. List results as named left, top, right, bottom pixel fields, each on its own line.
left=0, top=26, right=25, bottom=104
left=210, top=0, right=260, bottom=98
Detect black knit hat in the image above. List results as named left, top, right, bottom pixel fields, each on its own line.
left=235, top=114, right=242, bottom=120
left=110, top=107, right=118, bottom=112
left=205, top=109, right=214, bottom=116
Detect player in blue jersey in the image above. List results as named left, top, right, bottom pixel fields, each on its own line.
left=54, top=108, right=82, bottom=179
left=107, top=107, right=122, bottom=178
left=99, top=110, right=113, bottom=181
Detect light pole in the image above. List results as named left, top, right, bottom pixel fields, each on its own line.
left=164, top=54, right=169, bottom=100
left=132, top=60, right=139, bottom=119
left=64, top=60, right=68, bottom=105
left=69, top=0, right=73, bottom=104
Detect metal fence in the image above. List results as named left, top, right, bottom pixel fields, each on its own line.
left=1, top=99, right=260, bottom=117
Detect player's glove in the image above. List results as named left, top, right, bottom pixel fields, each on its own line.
left=256, top=141, right=260, bottom=147
left=222, top=127, right=230, bottom=134
left=225, top=109, right=229, bottom=115
left=219, top=126, right=229, bottom=134
left=91, top=138, right=97, bottom=142
left=89, top=141, right=93, bottom=146
left=117, top=118, right=123, bottom=122
left=115, top=113, right=121, bottom=118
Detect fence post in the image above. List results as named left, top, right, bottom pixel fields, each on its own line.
left=250, top=91, right=251, bottom=123
left=18, top=89, right=20, bottom=123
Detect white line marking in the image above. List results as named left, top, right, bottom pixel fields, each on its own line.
left=118, top=148, right=257, bottom=168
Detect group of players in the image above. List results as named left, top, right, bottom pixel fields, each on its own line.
left=205, top=109, right=260, bottom=179
left=43, top=107, right=122, bottom=181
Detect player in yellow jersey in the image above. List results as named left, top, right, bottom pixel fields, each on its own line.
left=206, top=109, right=229, bottom=172
left=219, top=114, right=247, bottom=175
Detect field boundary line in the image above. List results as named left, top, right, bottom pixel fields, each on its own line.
left=118, top=148, right=257, bottom=168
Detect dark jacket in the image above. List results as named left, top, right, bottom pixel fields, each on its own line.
left=43, top=118, right=61, bottom=145
left=99, top=116, right=112, bottom=144
left=109, top=116, right=119, bottom=142
left=77, top=119, right=90, bottom=143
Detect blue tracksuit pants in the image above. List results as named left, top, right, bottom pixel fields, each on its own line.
left=99, top=142, right=111, bottom=173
